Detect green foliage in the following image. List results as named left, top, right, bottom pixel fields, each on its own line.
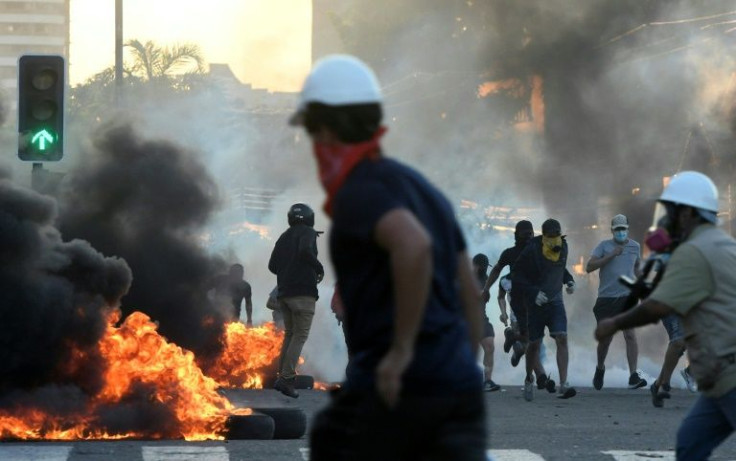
left=68, top=39, right=210, bottom=127
left=125, top=39, right=205, bottom=81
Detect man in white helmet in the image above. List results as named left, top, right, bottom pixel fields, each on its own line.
left=596, top=171, right=736, bottom=460
left=293, top=55, right=486, bottom=461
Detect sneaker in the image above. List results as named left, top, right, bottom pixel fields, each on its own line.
left=628, top=371, right=647, bottom=390
left=510, top=342, right=525, bottom=367
left=537, top=374, right=556, bottom=393
left=484, top=380, right=501, bottom=392
left=523, top=378, right=534, bottom=401
left=557, top=382, right=577, bottom=399
left=593, top=366, right=605, bottom=390
left=545, top=377, right=556, bottom=393
left=503, top=327, right=515, bottom=353
left=650, top=383, right=664, bottom=408
left=273, top=377, right=299, bottom=399
left=659, top=383, right=672, bottom=399
left=681, top=367, right=698, bottom=393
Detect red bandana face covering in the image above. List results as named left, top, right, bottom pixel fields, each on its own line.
left=313, top=126, right=387, bottom=216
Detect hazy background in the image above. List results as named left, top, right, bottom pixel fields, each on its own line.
left=2, top=0, right=735, bottom=390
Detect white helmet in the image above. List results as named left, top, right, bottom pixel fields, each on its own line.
left=659, top=171, right=719, bottom=215
left=289, top=55, right=382, bottom=126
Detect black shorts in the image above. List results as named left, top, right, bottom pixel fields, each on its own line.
left=593, top=297, right=629, bottom=322
left=310, top=388, right=487, bottom=461
left=482, top=317, right=494, bottom=339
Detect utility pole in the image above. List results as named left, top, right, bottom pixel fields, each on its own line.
left=115, top=0, right=123, bottom=104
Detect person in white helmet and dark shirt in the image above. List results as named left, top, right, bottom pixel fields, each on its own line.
left=291, top=55, right=486, bottom=461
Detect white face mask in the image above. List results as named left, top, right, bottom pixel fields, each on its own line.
left=613, top=230, right=628, bottom=243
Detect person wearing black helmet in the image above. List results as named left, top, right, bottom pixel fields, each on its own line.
left=513, top=218, right=577, bottom=401
left=268, top=203, right=324, bottom=398
left=473, top=253, right=500, bottom=392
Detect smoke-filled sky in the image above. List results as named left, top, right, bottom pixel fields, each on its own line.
left=69, top=0, right=312, bottom=90
left=3, top=0, right=734, bottom=388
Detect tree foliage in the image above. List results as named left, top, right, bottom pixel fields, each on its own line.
left=69, top=40, right=210, bottom=126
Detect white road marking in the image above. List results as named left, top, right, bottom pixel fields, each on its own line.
left=0, top=445, right=73, bottom=461
left=142, top=446, right=229, bottom=461
left=301, top=448, right=547, bottom=461
left=488, top=449, right=546, bottom=461
left=602, top=450, right=675, bottom=460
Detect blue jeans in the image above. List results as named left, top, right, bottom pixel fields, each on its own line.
left=676, top=387, right=736, bottom=460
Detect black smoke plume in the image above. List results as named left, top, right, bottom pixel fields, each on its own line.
left=58, top=122, right=227, bottom=360
left=0, top=169, right=131, bottom=394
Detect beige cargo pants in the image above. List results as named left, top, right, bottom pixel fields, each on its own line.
left=277, top=296, right=316, bottom=380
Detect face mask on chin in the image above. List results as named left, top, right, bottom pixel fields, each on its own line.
left=613, top=230, right=628, bottom=243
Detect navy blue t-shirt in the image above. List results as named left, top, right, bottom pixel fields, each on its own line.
left=330, top=157, right=481, bottom=394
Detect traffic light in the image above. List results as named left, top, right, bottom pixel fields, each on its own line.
left=18, top=55, right=64, bottom=161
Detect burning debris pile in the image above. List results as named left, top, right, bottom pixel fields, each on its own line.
left=0, top=310, right=245, bottom=441
left=0, top=125, right=293, bottom=440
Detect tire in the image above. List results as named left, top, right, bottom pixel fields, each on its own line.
left=251, top=407, right=307, bottom=440
left=225, top=412, right=275, bottom=440
left=294, top=374, right=315, bottom=389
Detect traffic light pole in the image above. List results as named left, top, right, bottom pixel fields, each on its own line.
left=30, top=162, right=64, bottom=196
left=31, top=162, right=43, bottom=192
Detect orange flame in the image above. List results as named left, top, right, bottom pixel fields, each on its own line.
left=313, top=381, right=336, bottom=391
left=203, top=322, right=284, bottom=389
left=0, top=311, right=242, bottom=441
left=572, top=256, right=586, bottom=276
left=228, top=221, right=272, bottom=240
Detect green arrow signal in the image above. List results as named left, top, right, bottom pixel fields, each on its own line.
left=31, top=129, right=54, bottom=151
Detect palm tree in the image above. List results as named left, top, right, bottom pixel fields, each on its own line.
left=69, top=40, right=209, bottom=128
left=125, top=39, right=205, bottom=81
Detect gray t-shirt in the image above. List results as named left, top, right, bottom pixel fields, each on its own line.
left=591, top=238, right=641, bottom=298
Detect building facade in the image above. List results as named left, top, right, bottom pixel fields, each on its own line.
left=0, top=0, right=69, bottom=93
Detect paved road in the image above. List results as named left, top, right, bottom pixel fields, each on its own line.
left=2, top=387, right=735, bottom=460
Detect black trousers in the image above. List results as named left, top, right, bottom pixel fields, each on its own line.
left=310, top=387, right=487, bottom=461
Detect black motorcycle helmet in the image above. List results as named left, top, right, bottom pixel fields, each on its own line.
left=288, top=203, right=315, bottom=227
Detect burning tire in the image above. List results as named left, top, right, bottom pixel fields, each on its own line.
left=294, top=374, right=315, bottom=389
left=251, top=407, right=307, bottom=439
left=225, top=411, right=275, bottom=440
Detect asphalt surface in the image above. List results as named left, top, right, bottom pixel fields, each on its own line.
left=1, top=386, right=736, bottom=460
